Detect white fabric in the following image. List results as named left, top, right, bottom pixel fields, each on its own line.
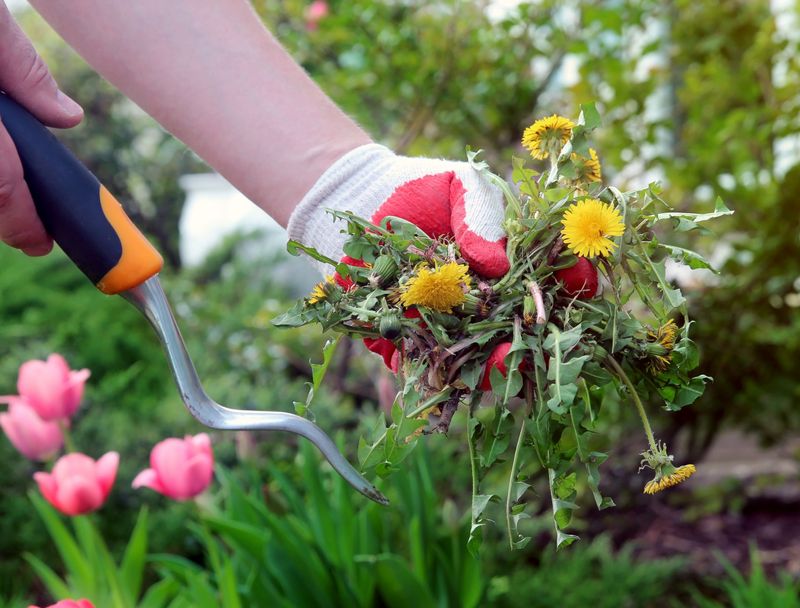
left=287, top=144, right=505, bottom=275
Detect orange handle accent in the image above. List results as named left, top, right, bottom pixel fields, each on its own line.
left=95, top=186, right=164, bottom=294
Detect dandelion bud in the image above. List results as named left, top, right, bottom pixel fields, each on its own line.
left=592, top=343, right=609, bottom=361
left=379, top=312, right=402, bottom=340
left=462, top=293, right=484, bottom=316
left=370, top=255, right=398, bottom=286
left=523, top=295, right=536, bottom=326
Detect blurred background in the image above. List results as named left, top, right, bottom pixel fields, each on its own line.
left=1, top=0, right=800, bottom=606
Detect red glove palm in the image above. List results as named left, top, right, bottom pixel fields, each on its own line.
left=288, top=144, right=511, bottom=375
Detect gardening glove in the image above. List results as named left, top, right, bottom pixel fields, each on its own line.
left=287, top=143, right=510, bottom=372
left=287, top=143, right=509, bottom=278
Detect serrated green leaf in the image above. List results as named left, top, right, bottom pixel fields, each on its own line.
left=286, top=240, right=338, bottom=266
left=653, top=197, right=733, bottom=225
left=661, top=244, right=718, bottom=272
left=579, top=102, right=601, bottom=130
left=667, top=375, right=711, bottom=410
left=479, top=408, right=513, bottom=467
left=548, top=354, right=590, bottom=386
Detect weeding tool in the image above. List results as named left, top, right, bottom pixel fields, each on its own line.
left=0, top=93, right=387, bottom=505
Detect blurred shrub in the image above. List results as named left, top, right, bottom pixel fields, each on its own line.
left=0, top=237, right=331, bottom=598
left=0, top=246, right=175, bottom=596
left=486, top=536, right=686, bottom=608
left=153, top=442, right=484, bottom=607
left=691, top=549, right=800, bottom=608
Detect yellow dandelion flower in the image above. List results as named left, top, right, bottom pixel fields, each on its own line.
left=400, top=262, right=471, bottom=313
left=522, top=115, right=575, bottom=160
left=561, top=198, right=625, bottom=258
left=571, top=148, right=602, bottom=182
left=651, top=319, right=678, bottom=350
left=646, top=319, right=679, bottom=374
left=308, top=275, right=335, bottom=304
left=643, top=464, right=696, bottom=495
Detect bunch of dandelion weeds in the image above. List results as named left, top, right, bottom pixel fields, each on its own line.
left=274, top=103, right=732, bottom=552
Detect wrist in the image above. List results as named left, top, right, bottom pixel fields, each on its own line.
left=287, top=143, right=397, bottom=268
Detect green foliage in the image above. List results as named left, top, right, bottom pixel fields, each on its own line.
left=567, top=0, right=800, bottom=453
left=252, top=0, right=640, bottom=163
left=487, top=536, right=686, bottom=608
left=691, top=549, right=800, bottom=608
left=0, top=246, right=178, bottom=596
left=152, top=443, right=484, bottom=607
left=25, top=496, right=161, bottom=608
left=0, top=238, right=327, bottom=598
left=277, top=115, right=726, bottom=550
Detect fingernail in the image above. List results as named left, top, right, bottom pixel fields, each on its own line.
left=22, top=239, right=54, bottom=257
left=56, top=90, right=83, bottom=118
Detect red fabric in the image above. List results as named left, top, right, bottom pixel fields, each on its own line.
left=358, top=172, right=511, bottom=372
left=479, top=342, right=513, bottom=391
left=370, top=173, right=453, bottom=237
left=449, top=177, right=510, bottom=277
left=363, top=338, right=398, bottom=372
left=371, top=172, right=509, bottom=278
left=555, top=257, right=598, bottom=299
left=334, top=256, right=369, bottom=290
left=478, top=343, right=534, bottom=391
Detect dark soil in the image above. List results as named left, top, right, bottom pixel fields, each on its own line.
left=603, top=431, right=800, bottom=579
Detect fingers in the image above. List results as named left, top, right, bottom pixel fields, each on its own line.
left=0, top=3, right=83, bottom=128
left=450, top=171, right=510, bottom=278
left=0, top=3, right=75, bottom=255
left=0, top=117, right=52, bottom=255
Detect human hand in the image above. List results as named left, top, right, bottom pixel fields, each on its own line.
left=288, top=143, right=510, bottom=279
left=0, top=2, right=83, bottom=255
left=288, top=143, right=511, bottom=372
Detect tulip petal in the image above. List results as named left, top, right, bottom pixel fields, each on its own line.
left=0, top=402, right=63, bottom=461
left=150, top=438, right=191, bottom=497
left=178, top=454, right=214, bottom=499
left=34, top=472, right=58, bottom=505
left=131, top=468, right=166, bottom=494
left=56, top=476, right=103, bottom=515
left=145, top=435, right=216, bottom=500
left=63, top=369, right=91, bottom=417
left=95, top=452, right=119, bottom=497
left=46, top=354, right=71, bottom=379
left=52, top=453, right=96, bottom=479
left=190, top=433, right=212, bottom=456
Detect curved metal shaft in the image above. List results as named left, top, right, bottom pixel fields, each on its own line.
left=123, top=276, right=388, bottom=505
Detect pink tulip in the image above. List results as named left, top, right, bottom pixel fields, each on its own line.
left=132, top=434, right=214, bottom=500
left=305, top=0, right=329, bottom=31
left=28, top=599, right=95, bottom=608
left=34, top=452, right=118, bottom=516
left=14, top=354, right=90, bottom=421
left=0, top=398, right=63, bottom=461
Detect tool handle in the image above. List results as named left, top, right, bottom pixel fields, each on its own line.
left=0, top=93, right=163, bottom=294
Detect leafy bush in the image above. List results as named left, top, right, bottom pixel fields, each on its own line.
left=691, top=549, right=800, bottom=608
left=487, top=536, right=686, bottom=608
left=157, top=442, right=484, bottom=608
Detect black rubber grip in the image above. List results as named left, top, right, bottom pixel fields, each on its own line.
left=0, top=92, right=124, bottom=284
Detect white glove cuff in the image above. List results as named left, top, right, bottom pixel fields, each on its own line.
left=287, top=143, right=396, bottom=271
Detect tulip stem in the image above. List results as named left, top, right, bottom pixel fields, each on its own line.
left=58, top=421, right=77, bottom=453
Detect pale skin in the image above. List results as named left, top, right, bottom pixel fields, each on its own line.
left=0, top=0, right=371, bottom=255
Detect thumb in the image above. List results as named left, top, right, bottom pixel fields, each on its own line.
left=0, top=5, right=83, bottom=128
left=450, top=169, right=510, bottom=279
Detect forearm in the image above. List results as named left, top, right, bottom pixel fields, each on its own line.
left=30, top=0, right=371, bottom=226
